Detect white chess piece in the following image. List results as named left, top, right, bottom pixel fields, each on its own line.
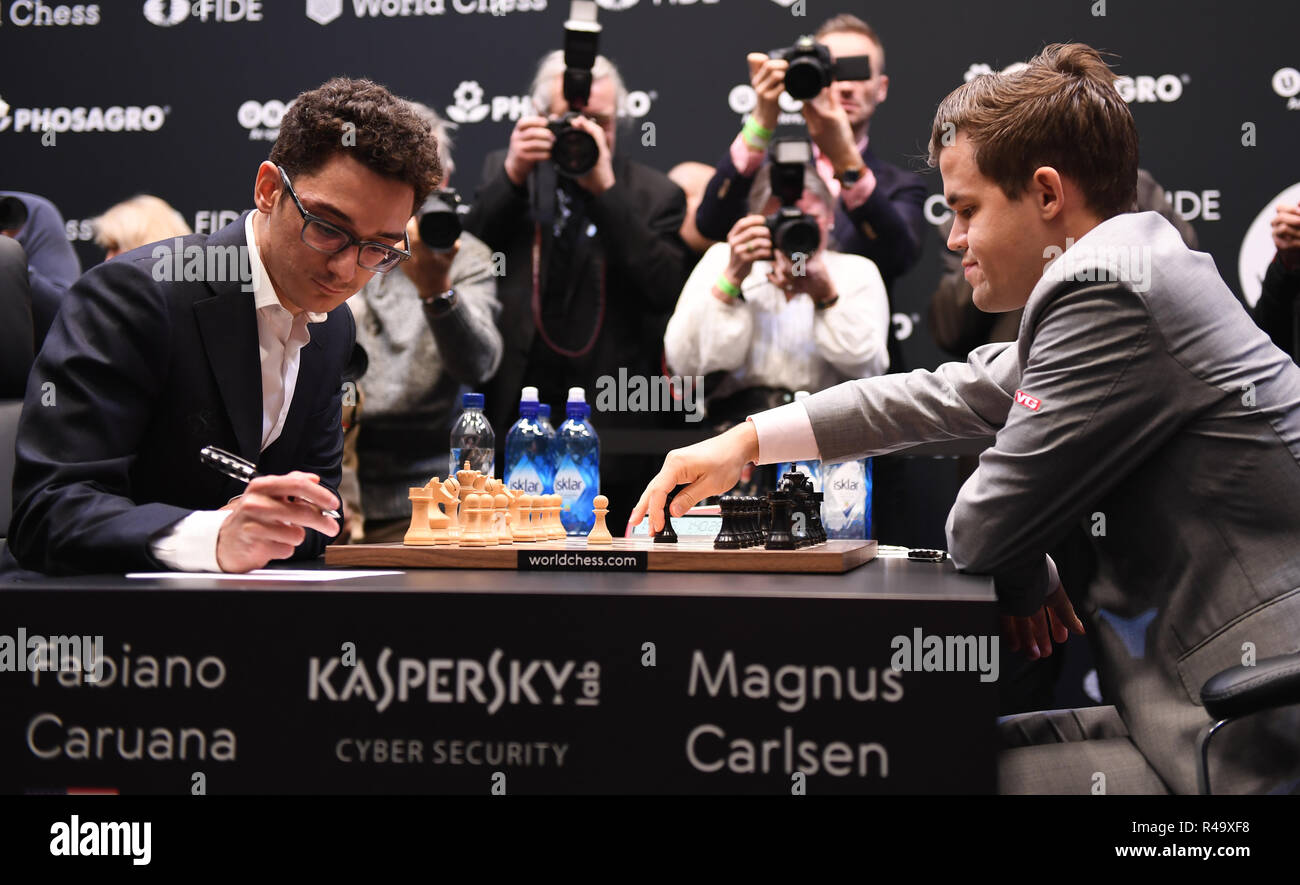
left=588, top=494, right=613, bottom=545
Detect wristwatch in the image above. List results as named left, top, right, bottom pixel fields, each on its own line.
left=422, top=288, right=457, bottom=317
left=836, top=165, right=865, bottom=187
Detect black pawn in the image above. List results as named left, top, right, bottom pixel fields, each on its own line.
left=746, top=496, right=762, bottom=547
left=714, top=496, right=742, bottom=549
left=758, top=494, right=772, bottom=545
left=655, top=484, right=682, bottom=543
left=765, top=492, right=796, bottom=550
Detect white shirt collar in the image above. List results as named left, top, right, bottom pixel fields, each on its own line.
left=244, top=211, right=328, bottom=323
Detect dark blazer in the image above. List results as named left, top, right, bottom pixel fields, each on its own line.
left=693, top=144, right=929, bottom=290
left=5, top=213, right=353, bottom=575
left=464, top=149, right=690, bottom=441
left=1252, top=254, right=1300, bottom=360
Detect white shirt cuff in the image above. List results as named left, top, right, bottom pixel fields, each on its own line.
left=748, top=402, right=820, bottom=465
left=150, top=510, right=232, bottom=572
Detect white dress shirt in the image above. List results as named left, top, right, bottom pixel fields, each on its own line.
left=151, top=212, right=327, bottom=571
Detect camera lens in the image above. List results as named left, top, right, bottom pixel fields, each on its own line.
left=774, top=214, right=820, bottom=257
left=784, top=58, right=826, bottom=101
left=552, top=124, right=599, bottom=178
left=418, top=212, right=461, bottom=252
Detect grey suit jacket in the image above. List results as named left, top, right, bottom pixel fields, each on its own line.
left=802, top=211, right=1300, bottom=793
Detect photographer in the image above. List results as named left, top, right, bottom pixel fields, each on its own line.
left=665, top=161, right=890, bottom=431
left=694, top=14, right=926, bottom=370
left=464, top=49, right=690, bottom=534
left=347, top=103, right=503, bottom=543
left=1252, top=200, right=1300, bottom=361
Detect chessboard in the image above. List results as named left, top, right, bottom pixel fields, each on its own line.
left=325, top=536, right=877, bottom=574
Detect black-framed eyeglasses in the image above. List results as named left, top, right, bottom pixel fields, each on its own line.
left=277, top=165, right=410, bottom=273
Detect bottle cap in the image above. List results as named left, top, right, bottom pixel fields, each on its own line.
left=538, top=403, right=552, bottom=420
left=463, top=392, right=485, bottom=409
left=566, top=386, right=586, bottom=403
left=520, top=386, right=539, bottom=402
left=794, top=390, right=810, bottom=401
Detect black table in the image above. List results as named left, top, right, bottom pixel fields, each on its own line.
left=0, top=556, right=1000, bottom=794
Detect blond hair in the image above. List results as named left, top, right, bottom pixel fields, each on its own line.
left=94, top=195, right=191, bottom=256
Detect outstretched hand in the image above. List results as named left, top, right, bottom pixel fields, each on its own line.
left=630, top=422, right=761, bottom=534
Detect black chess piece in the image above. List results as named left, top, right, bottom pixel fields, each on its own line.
left=745, top=496, right=761, bottom=547
left=713, top=496, right=742, bottom=549
left=655, top=484, right=682, bottom=543
left=809, top=491, right=827, bottom=544
left=765, top=492, right=796, bottom=550
left=758, top=493, right=772, bottom=545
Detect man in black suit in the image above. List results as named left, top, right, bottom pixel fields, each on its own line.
left=694, top=14, right=927, bottom=371
left=5, top=77, right=441, bottom=575
left=464, top=50, right=690, bottom=534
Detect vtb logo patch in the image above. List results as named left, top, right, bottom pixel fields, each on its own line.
left=1014, top=390, right=1041, bottom=411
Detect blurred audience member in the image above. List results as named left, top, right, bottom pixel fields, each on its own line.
left=0, top=235, right=35, bottom=398
left=347, top=103, right=503, bottom=543
left=693, top=14, right=926, bottom=372
left=1252, top=200, right=1300, bottom=361
left=93, top=194, right=192, bottom=260
left=668, top=161, right=718, bottom=256
left=0, top=191, right=81, bottom=350
left=666, top=164, right=890, bottom=429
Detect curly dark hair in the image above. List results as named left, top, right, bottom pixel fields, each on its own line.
left=269, top=77, right=441, bottom=213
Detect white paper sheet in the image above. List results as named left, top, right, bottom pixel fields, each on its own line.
left=126, top=569, right=403, bottom=582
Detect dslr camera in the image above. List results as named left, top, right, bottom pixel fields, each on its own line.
left=769, top=35, right=871, bottom=101
left=417, top=189, right=470, bottom=252
left=765, top=138, right=820, bottom=259
left=548, top=1, right=603, bottom=178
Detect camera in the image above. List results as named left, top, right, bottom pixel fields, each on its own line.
left=548, top=0, right=603, bottom=178
left=0, top=195, right=29, bottom=232
left=769, top=35, right=871, bottom=101
left=417, top=189, right=470, bottom=252
left=765, top=138, right=820, bottom=258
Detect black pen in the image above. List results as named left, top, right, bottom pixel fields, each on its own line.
left=199, top=445, right=342, bottom=519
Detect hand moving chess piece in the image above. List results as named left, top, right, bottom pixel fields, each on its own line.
left=655, top=485, right=683, bottom=543
left=588, top=494, right=613, bottom=544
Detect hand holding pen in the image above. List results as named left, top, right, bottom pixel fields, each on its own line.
left=200, top=446, right=341, bottom=573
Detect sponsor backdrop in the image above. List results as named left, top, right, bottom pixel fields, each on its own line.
left=0, top=0, right=1297, bottom=370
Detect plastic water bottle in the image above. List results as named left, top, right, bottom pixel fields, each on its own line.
left=822, top=457, right=873, bottom=539
left=553, top=387, right=600, bottom=535
left=777, top=391, right=823, bottom=492
left=449, top=392, right=495, bottom=477
left=505, top=386, right=550, bottom=496
left=537, top=403, right=557, bottom=493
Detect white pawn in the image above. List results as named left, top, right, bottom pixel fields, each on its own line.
left=461, top=493, right=486, bottom=547
left=588, top=494, right=613, bottom=545
left=493, top=492, right=511, bottom=545
left=550, top=494, right=566, bottom=540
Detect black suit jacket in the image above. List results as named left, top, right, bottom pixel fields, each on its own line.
left=694, top=144, right=928, bottom=291
left=5, top=213, right=353, bottom=575
left=464, top=149, right=689, bottom=441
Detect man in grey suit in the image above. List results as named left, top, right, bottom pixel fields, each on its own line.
left=632, top=43, right=1300, bottom=794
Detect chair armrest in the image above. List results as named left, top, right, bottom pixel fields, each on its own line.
left=1201, top=653, right=1300, bottom=720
